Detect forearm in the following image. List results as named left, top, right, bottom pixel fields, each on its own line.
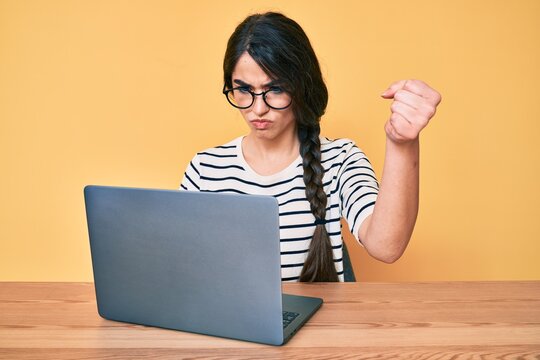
left=363, top=137, right=420, bottom=263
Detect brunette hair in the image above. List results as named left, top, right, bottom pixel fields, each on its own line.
left=223, top=12, right=338, bottom=281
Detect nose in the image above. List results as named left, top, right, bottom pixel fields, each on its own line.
left=251, top=93, right=270, bottom=116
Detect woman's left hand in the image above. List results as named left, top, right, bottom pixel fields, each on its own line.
left=381, top=79, right=442, bottom=144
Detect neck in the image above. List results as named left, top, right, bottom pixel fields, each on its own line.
left=244, top=130, right=300, bottom=161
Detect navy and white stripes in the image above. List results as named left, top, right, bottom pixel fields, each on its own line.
left=180, top=136, right=379, bottom=282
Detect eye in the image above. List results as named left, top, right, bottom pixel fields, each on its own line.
left=268, top=86, right=284, bottom=94
left=237, top=86, right=251, bottom=93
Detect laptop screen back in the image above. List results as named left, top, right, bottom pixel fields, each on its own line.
left=84, top=186, right=284, bottom=345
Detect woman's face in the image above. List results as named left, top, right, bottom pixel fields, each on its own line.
left=230, top=52, right=296, bottom=142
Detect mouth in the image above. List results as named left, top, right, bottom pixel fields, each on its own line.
left=250, top=119, right=272, bottom=130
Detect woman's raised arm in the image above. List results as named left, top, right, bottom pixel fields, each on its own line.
left=358, top=79, right=442, bottom=263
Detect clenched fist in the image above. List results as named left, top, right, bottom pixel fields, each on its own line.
left=381, top=79, right=442, bottom=144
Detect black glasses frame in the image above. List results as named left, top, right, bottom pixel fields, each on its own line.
left=222, top=85, right=292, bottom=110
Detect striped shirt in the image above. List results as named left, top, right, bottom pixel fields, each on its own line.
left=179, top=136, right=379, bottom=282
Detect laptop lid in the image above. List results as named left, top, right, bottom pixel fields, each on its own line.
left=84, top=185, right=286, bottom=345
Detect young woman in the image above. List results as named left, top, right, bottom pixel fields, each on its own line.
left=180, top=12, right=442, bottom=282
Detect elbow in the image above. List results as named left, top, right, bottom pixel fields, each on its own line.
left=376, top=251, right=403, bottom=264
left=362, top=224, right=414, bottom=264
left=365, top=235, right=410, bottom=264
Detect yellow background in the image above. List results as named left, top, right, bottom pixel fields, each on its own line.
left=1, top=0, right=539, bottom=281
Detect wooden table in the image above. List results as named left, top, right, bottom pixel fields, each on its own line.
left=1, top=281, right=539, bottom=359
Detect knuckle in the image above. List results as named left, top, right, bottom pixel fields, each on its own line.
left=418, top=115, right=430, bottom=128
left=394, top=89, right=406, bottom=99
left=422, top=104, right=436, bottom=118
left=406, top=79, right=418, bottom=88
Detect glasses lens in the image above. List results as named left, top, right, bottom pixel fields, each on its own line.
left=265, top=88, right=292, bottom=109
left=227, top=88, right=253, bottom=108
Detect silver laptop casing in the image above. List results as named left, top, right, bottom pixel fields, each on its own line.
left=84, top=185, right=322, bottom=345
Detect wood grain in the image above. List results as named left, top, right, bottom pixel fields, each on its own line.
left=0, top=281, right=539, bottom=359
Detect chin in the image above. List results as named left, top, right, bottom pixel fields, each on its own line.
left=253, top=129, right=272, bottom=136
left=251, top=129, right=278, bottom=140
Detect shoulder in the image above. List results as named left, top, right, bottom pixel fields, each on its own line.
left=191, top=136, right=242, bottom=162
left=319, top=136, right=374, bottom=175
left=320, top=136, right=356, bottom=149
left=319, top=136, right=364, bottom=159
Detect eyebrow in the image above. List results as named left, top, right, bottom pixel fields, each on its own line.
left=233, top=79, right=281, bottom=88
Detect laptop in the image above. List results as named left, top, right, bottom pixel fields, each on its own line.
left=84, top=185, right=323, bottom=346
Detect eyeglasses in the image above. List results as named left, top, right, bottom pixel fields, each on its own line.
left=223, top=85, right=292, bottom=110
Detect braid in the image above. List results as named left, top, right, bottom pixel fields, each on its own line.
left=298, top=125, right=339, bottom=282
